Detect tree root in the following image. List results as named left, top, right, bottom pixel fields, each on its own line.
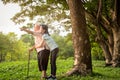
left=65, top=66, right=79, bottom=76
left=112, top=62, right=120, bottom=67
left=65, top=65, right=92, bottom=76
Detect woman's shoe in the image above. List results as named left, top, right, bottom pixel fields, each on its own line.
left=41, top=76, right=48, bottom=80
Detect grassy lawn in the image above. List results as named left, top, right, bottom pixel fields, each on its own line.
left=0, top=58, right=120, bottom=80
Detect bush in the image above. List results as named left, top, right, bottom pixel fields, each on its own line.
left=91, top=43, right=104, bottom=60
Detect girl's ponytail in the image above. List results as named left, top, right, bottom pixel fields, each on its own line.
left=40, top=24, right=50, bottom=36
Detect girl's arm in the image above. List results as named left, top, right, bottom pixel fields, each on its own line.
left=35, top=39, right=45, bottom=48
left=20, top=28, right=34, bottom=35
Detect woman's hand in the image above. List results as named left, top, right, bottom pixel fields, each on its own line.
left=20, top=27, right=26, bottom=31
left=28, top=45, right=35, bottom=52
left=29, top=47, right=34, bottom=52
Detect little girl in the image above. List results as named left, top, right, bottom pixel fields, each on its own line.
left=40, top=24, right=59, bottom=80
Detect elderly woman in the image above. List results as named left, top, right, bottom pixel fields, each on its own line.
left=20, top=23, right=50, bottom=79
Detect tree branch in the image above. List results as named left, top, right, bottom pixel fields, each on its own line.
left=97, top=0, right=102, bottom=21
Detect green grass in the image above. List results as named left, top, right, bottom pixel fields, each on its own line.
left=0, top=58, right=120, bottom=80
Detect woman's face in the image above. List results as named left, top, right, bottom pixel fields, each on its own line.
left=34, top=24, right=40, bottom=31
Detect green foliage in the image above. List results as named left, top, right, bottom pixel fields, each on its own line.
left=84, top=0, right=98, bottom=12
left=102, top=0, right=113, bottom=18
left=91, top=43, right=104, bottom=60
left=2, top=0, right=68, bottom=24
left=87, top=24, right=104, bottom=60
left=46, top=0, right=68, bottom=9
left=0, top=32, right=10, bottom=50
left=51, top=34, right=73, bottom=59
left=0, top=59, right=120, bottom=80
left=0, top=32, right=10, bottom=61
left=0, top=32, right=30, bottom=62
left=51, top=33, right=103, bottom=60
left=20, top=34, right=34, bottom=46
left=1, top=0, right=70, bottom=33
left=0, top=61, right=28, bottom=80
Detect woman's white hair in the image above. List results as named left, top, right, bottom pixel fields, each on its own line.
left=35, top=22, right=41, bottom=26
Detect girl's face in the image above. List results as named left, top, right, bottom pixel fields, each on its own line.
left=40, top=26, right=45, bottom=33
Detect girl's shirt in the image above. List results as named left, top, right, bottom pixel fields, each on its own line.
left=42, top=34, right=58, bottom=51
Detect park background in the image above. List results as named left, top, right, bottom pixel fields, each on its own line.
left=0, top=0, right=120, bottom=80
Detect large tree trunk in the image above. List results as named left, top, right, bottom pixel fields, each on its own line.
left=98, top=20, right=113, bottom=65
left=110, top=0, right=120, bottom=67
left=86, top=11, right=113, bottom=65
left=112, top=28, right=120, bottom=67
left=85, top=0, right=120, bottom=67
left=67, top=0, right=92, bottom=76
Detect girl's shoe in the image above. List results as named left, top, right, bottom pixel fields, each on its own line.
left=47, top=75, right=57, bottom=80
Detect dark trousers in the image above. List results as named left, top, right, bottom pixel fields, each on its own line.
left=50, top=48, right=59, bottom=75
left=37, top=49, right=50, bottom=71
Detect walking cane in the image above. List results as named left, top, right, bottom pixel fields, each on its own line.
left=27, top=50, right=31, bottom=78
